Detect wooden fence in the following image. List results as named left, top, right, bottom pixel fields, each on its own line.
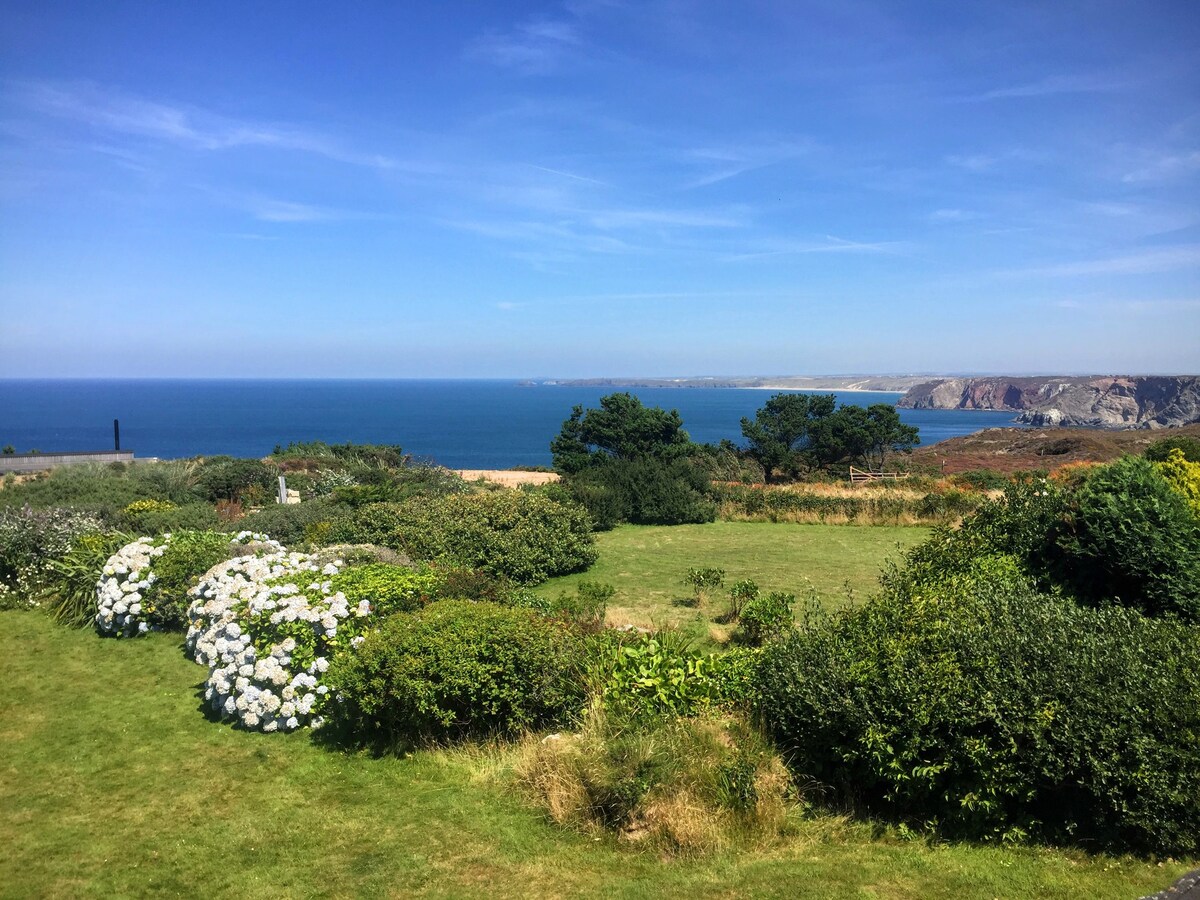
left=848, top=466, right=908, bottom=484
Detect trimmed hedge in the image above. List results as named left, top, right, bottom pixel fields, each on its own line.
left=326, top=600, right=586, bottom=747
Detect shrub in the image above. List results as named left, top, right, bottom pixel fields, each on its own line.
left=951, top=469, right=1011, bottom=491
left=327, top=563, right=439, bottom=618
left=195, top=458, right=278, bottom=504
left=683, top=567, right=725, bottom=606
left=1156, top=448, right=1200, bottom=517
left=548, top=581, right=613, bottom=631
left=119, top=500, right=220, bottom=534
left=755, top=561, right=1200, bottom=855
left=0, top=461, right=197, bottom=515
left=96, top=531, right=240, bottom=635
left=567, top=458, right=716, bottom=527
left=517, top=710, right=791, bottom=854
left=725, top=579, right=759, bottom=621
left=735, top=591, right=795, bottom=646
left=187, top=544, right=364, bottom=732
left=325, top=491, right=597, bottom=584
left=326, top=600, right=586, bottom=747
left=1145, top=435, right=1200, bottom=463
left=0, top=507, right=105, bottom=604
left=1058, top=455, right=1200, bottom=621
left=227, top=498, right=350, bottom=547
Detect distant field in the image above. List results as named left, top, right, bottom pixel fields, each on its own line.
left=534, top=522, right=930, bottom=635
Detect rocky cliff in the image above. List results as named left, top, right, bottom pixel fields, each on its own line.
left=897, top=376, right=1200, bottom=429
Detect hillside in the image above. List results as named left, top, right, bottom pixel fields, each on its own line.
left=909, top=423, right=1200, bottom=474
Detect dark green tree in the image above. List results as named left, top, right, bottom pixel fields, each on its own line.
left=832, top=404, right=920, bottom=472
left=550, top=393, right=693, bottom=474
left=739, top=392, right=838, bottom=481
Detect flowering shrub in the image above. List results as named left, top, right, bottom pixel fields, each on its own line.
left=187, top=545, right=402, bottom=733
left=0, top=507, right=104, bottom=606
left=95, top=531, right=264, bottom=636
left=95, top=536, right=169, bottom=636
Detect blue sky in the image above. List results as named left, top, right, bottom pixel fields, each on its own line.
left=1, top=0, right=1198, bottom=377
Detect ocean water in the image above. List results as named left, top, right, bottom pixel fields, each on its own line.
left=0, top=379, right=1023, bottom=469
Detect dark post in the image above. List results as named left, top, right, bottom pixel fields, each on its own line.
left=114, top=419, right=120, bottom=452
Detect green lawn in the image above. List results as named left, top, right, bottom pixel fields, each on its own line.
left=1, top=611, right=1190, bottom=899
left=534, top=522, right=930, bottom=634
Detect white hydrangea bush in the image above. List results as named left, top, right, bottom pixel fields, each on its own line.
left=95, top=531, right=278, bottom=637
left=187, top=544, right=376, bottom=733
left=96, top=536, right=169, bottom=636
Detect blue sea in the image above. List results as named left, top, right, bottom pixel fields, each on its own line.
left=0, top=380, right=1023, bottom=469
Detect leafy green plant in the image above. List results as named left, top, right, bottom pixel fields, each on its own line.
left=42, top=532, right=133, bottom=626
left=142, top=531, right=236, bottom=629
left=326, top=600, right=586, bottom=748
left=597, top=631, right=725, bottom=726
left=1145, top=435, right=1200, bottom=463
left=735, top=591, right=795, bottom=646
left=725, top=579, right=759, bottom=622
left=1058, top=455, right=1200, bottom=621
left=683, top=567, right=725, bottom=607
left=327, top=563, right=439, bottom=618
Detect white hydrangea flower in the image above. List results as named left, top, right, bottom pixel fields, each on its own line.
left=184, top=540, right=383, bottom=734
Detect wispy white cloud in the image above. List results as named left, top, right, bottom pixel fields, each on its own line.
left=723, top=236, right=907, bottom=262
left=467, top=18, right=582, bottom=75
left=8, top=80, right=398, bottom=169
left=587, top=208, right=744, bottom=229
left=679, top=140, right=810, bottom=190
left=960, top=73, right=1128, bottom=102
left=1121, top=149, right=1200, bottom=183
left=1004, top=245, right=1200, bottom=278
left=928, top=208, right=978, bottom=223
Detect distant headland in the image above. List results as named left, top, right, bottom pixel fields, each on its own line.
left=529, top=374, right=1200, bottom=429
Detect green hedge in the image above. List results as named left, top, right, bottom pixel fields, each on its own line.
left=755, top=558, right=1200, bottom=855
left=325, top=490, right=597, bottom=584
left=326, top=600, right=586, bottom=747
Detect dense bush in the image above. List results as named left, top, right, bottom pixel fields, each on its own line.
left=1145, top=434, right=1200, bottom=463
left=567, top=457, right=716, bottom=527
left=325, top=491, right=597, bottom=584
left=1058, top=455, right=1200, bottom=621
left=195, top=458, right=278, bottom=504
left=119, top=500, right=221, bottom=534
left=226, top=498, right=350, bottom=547
left=327, top=563, right=439, bottom=618
left=755, top=559, right=1200, bottom=855
left=735, top=591, right=795, bottom=646
left=712, top=483, right=981, bottom=525
left=187, top=544, right=360, bottom=732
left=1157, top=448, right=1200, bottom=516
left=326, top=600, right=586, bottom=747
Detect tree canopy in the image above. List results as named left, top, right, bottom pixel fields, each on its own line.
left=741, top=393, right=919, bottom=479
left=550, top=393, right=694, bottom=475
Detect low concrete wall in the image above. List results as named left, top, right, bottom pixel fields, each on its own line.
left=0, top=450, right=136, bottom=474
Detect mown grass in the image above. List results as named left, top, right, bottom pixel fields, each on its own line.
left=533, top=522, right=930, bottom=634
left=1, top=610, right=1192, bottom=898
